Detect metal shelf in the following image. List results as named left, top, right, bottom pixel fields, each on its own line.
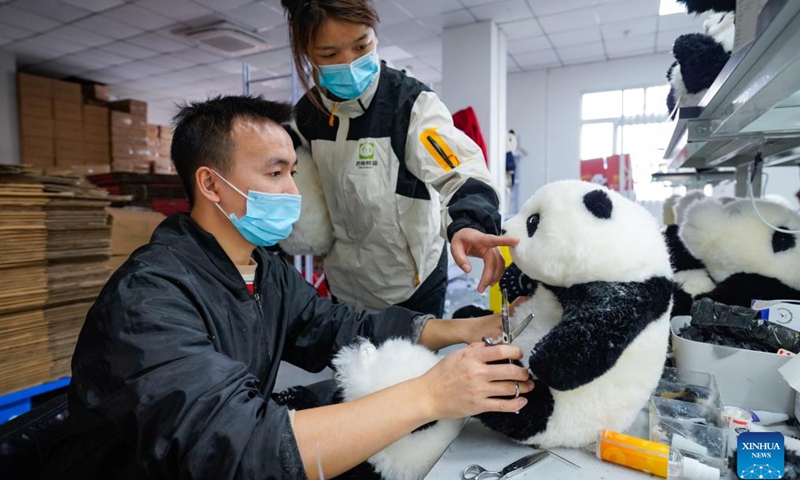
left=664, top=0, right=800, bottom=170
left=651, top=168, right=736, bottom=187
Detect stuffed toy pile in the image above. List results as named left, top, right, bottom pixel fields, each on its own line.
left=666, top=0, right=736, bottom=115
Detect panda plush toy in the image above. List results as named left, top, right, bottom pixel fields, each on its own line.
left=666, top=191, right=717, bottom=315
left=477, top=180, right=674, bottom=448
left=666, top=0, right=735, bottom=114
left=680, top=197, right=800, bottom=307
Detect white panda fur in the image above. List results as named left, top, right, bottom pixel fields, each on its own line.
left=673, top=269, right=716, bottom=296
left=279, top=145, right=335, bottom=256
left=480, top=180, right=673, bottom=448
left=680, top=198, right=800, bottom=297
left=764, top=193, right=795, bottom=210
left=704, top=12, right=735, bottom=53
left=332, top=339, right=462, bottom=480
left=674, top=190, right=708, bottom=225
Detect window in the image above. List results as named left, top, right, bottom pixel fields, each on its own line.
left=581, top=91, right=622, bottom=120
left=623, top=88, right=644, bottom=117
left=580, top=86, right=675, bottom=201
left=581, top=123, right=615, bottom=159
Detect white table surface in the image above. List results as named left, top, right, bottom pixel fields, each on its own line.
left=425, top=417, right=656, bottom=480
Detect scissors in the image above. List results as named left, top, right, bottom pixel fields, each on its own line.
left=482, top=288, right=534, bottom=347
left=461, top=450, right=580, bottom=479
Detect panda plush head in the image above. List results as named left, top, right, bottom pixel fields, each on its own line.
left=667, top=0, right=735, bottom=113
left=481, top=180, right=674, bottom=449
left=680, top=198, right=800, bottom=303
left=503, top=180, right=672, bottom=288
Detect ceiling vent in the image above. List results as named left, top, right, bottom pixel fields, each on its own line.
left=180, top=21, right=269, bottom=57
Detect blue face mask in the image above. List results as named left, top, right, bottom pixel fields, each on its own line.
left=317, top=50, right=379, bottom=100
left=212, top=171, right=302, bottom=247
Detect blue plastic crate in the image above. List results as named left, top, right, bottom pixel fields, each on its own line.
left=0, top=377, right=70, bottom=424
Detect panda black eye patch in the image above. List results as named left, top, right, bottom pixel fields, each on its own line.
left=583, top=190, right=613, bottom=219
left=772, top=229, right=796, bottom=254
left=527, top=213, right=540, bottom=237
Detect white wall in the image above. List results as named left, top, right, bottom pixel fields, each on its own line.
left=442, top=22, right=507, bottom=212
left=507, top=70, right=548, bottom=202
left=713, top=166, right=800, bottom=205
left=507, top=52, right=675, bottom=205
left=0, top=49, right=19, bottom=164
left=763, top=166, right=800, bottom=206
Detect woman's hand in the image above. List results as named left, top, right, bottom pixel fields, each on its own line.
left=450, top=228, right=519, bottom=293
left=415, top=343, right=534, bottom=420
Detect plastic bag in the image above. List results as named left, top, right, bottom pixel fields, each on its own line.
left=677, top=298, right=800, bottom=353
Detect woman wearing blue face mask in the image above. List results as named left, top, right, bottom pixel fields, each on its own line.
left=281, top=0, right=518, bottom=317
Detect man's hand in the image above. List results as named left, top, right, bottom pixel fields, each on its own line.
left=461, top=296, right=531, bottom=344
left=417, top=343, right=534, bottom=420
left=451, top=228, right=519, bottom=293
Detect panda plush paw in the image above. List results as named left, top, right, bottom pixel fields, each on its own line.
left=332, top=339, right=463, bottom=480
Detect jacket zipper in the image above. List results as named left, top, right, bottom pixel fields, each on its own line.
left=253, top=291, right=269, bottom=362
left=328, top=103, right=340, bottom=127
left=426, top=135, right=456, bottom=169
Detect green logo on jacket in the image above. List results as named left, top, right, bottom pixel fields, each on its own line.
left=359, top=141, right=375, bottom=160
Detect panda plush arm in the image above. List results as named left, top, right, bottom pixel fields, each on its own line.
left=528, top=277, right=673, bottom=391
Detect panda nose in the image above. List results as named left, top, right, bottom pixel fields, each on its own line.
left=500, top=229, right=507, bottom=235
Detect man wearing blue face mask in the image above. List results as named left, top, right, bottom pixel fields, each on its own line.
left=281, top=0, right=517, bottom=317
left=40, top=96, right=534, bottom=480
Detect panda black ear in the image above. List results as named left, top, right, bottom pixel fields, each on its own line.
left=584, top=190, right=613, bottom=220
left=772, top=229, right=796, bottom=254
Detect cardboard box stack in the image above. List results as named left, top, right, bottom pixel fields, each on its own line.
left=82, top=83, right=110, bottom=103
left=53, top=79, right=84, bottom=168
left=107, top=207, right=165, bottom=272
left=0, top=164, right=113, bottom=393
left=110, top=100, right=150, bottom=174
left=152, top=125, right=175, bottom=175
left=83, top=104, right=110, bottom=167
left=17, top=74, right=167, bottom=176
left=18, top=73, right=55, bottom=168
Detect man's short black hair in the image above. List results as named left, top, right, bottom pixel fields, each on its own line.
left=171, top=95, right=293, bottom=205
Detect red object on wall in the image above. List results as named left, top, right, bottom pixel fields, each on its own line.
left=300, top=271, right=329, bottom=298
left=580, top=154, right=633, bottom=193
left=452, top=106, right=488, bottom=165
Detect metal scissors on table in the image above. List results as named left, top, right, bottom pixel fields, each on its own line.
left=482, top=288, right=534, bottom=348
left=462, top=449, right=580, bottom=479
